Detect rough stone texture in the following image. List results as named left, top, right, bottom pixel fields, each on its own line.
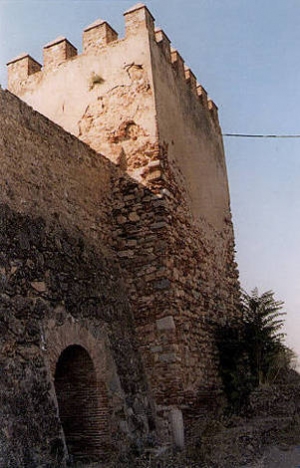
left=0, top=203, right=154, bottom=466
left=0, top=91, right=154, bottom=466
left=3, top=2, right=241, bottom=462
left=0, top=89, right=114, bottom=249
left=111, top=150, right=240, bottom=429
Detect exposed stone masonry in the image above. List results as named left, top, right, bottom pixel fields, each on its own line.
left=111, top=145, right=240, bottom=409
left=1, top=2, right=241, bottom=464
left=0, top=90, right=154, bottom=465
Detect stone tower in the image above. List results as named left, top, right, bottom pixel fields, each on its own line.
left=2, top=3, right=240, bottom=465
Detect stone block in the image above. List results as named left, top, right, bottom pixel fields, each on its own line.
left=128, top=212, right=140, bottom=222
left=156, top=316, right=176, bottom=331
left=31, top=281, right=47, bottom=293
left=154, top=279, right=171, bottom=290
left=170, top=407, right=184, bottom=449
left=158, top=353, right=177, bottom=363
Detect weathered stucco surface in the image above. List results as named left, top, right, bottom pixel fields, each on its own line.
left=7, top=4, right=229, bottom=231
left=149, top=32, right=230, bottom=230
left=3, top=2, right=241, bottom=464
left=7, top=13, right=158, bottom=181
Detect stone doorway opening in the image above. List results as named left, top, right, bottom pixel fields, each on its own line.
left=54, top=344, right=105, bottom=462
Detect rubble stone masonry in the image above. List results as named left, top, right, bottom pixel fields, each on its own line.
left=0, top=89, right=154, bottom=465
left=3, top=2, right=241, bottom=462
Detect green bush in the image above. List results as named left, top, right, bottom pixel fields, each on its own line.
left=216, top=288, right=294, bottom=411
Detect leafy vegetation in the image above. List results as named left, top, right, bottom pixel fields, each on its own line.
left=216, top=288, right=295, bottom=411
left=242, top=288, right=286, bottom=385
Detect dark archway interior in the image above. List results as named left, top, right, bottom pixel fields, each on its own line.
left=54, top=345, right=103, bottom=462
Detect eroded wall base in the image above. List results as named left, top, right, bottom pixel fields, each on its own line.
left=0, top=204, right=154, bottom=466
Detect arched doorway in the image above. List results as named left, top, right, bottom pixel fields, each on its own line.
left=54, top=345, right=106, bottom=462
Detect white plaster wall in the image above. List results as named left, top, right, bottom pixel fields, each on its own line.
left=10, top=31, right=158, bottom=174
left=149, top=38, right=231, bottom=230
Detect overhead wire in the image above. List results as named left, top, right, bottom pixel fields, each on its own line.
left=223, top=133, right=300, bottom=138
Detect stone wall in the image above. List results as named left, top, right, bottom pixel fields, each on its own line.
left=0, top=89, right=115, bottom=249
left=111, top=147, right=240, bottom=410
left=4, top=2, right=242, bottom=454
left=0, top=90, right=154, bottom=465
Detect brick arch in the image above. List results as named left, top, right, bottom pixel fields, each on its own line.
left=54, top=344, right=106, bottom=462
left=46, top=319, right=108, bottom=379
left=45, top=318, right=121, bottom=462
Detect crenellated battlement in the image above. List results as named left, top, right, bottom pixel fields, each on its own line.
left=7, top=3, right=219, bottom=125
left=43, top=36, right=77, bottom=69
left=155, top=27, right=171, bottom=62
left=7, top=53, right=42, bottom=89
left=197, top=84, right=208, bottom=108
left=83, top=19, right=118, bottom=52
left=124, top=3, right=155, bottom=37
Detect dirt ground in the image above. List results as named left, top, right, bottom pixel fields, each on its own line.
left=245, top=445, right=300, bottom=468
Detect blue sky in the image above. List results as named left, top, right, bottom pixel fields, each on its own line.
left=1, top=1, right=300, bottom=360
